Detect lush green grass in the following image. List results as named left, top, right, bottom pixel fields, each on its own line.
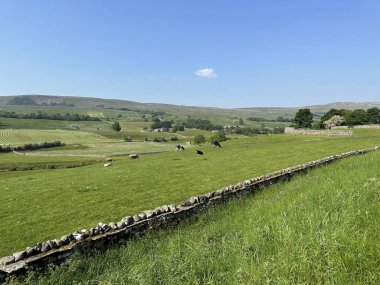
left=10, top=146, right=380, bottom=284
left=0, top=128, right=179, bottom=156
left=1, top=129, right=380, bottom=257
left=0, top=152, right=102, bottom=171
left=0, top=129, right=107, bottom=146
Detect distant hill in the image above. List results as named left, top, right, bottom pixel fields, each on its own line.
left=305, top=102, right=380, bottom=113
left=0, top=95, right=379, bottom=121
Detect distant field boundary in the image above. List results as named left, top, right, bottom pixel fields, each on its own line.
left=1, top=146, right=379, bottom=282
left=284, top=127, right=352, bottom=136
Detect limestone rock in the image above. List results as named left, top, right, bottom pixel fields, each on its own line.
left=60, top=235, right=69, bottom=245
left=109, top=222, right=118, bottom=230
left=13, top=251, right=26, bottom=262
left=133, top=215, right=141, bottom=222
left=54, top=239, right=63, bottom=248
left=46, top=240, right=56, bottom=249
left=117, top=221, right=126, bottom=229
left=81, top=229, right=90, bottom=238
left=168, top=204, right=177, bottom=212
left=72, top=232, right=84, bottom=242
left=153, top=207, right=162, bottom=215
left=40, top=242, right=50, bottom=253
left=33, top=243, right=42, bottom=253
left=138, top=212, right=147, bottom=220
left=145, top=210, right=154, bottom=219
left=0, top=256, right=15, bottom=265
left=25, top=247, right=37, bottom=257
left=123, top=216, right=133, bottom=225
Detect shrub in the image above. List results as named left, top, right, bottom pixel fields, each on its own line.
left=193, top=134, right=206, bottom=145
left=209, top=131, right=227, bottom=142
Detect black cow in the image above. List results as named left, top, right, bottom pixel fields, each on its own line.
left=175, top=145, right=185, bottom=151
left=196, top=150, right=204, bottom=155
left=211, top=140, right=222, bottom=148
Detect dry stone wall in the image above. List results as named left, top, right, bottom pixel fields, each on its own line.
left=1, top=146, right=379, bottom=282
left=353, top=125, right=380, bottom=129
left=284, top=127, right=352, bottom=136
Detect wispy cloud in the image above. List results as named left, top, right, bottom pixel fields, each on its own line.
left=194, top=68, right=218, bottom=78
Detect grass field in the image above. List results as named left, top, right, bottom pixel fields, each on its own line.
left=1, top=129, right=380, bottom=257
left=9, top=144, right=380, bottom=284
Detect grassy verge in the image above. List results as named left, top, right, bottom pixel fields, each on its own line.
left=10, top=147, right=380, bottom=284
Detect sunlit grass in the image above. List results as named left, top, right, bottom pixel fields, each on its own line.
left=1, top=130, right=380, bottom=257
left=10, top=148, right=380, bottom=284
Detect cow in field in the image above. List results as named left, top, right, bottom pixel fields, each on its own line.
left=211, top=140, right=222, bottom=148
left=196, top=150, right=204, bottom=155
left=175, top=145, right=185, bottom=151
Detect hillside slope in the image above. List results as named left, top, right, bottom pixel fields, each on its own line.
left=1, top=95, right=379, bottom=121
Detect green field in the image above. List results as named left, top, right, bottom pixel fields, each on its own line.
left=9, top=142, right=380, bottom=284
left=1, top=129, right=380, bottom=258
left=0, top=95, right=380, bottom=283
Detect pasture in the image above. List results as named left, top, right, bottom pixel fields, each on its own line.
left=0, top=129, right=380, bottom=257
left=0, top=128, right=178, bottom=156
left=9, top=143, right=380, bottom=284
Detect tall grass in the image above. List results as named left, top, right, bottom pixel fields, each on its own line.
left=10, top=151, right=380, bottom=284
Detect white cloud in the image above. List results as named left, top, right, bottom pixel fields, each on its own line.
left=194, top=68, right=218, bottom=78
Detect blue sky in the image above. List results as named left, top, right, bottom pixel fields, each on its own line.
left=0, top=0, right=379, bottom=108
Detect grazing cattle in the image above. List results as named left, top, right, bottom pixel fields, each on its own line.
left=129, top=154, right=139, bottom=159
left=104, top=162, right=112, bottom=167
left=106, top=157, right=113, bottom=162
left=175, top=145, right=185, bottom=151
left=196, top=150, right=204, bottom=155
left=211, top=140, right=222, bottom=148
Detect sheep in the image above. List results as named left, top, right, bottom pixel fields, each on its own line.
left=104, top=162, right=112, bottom=167
left=106, top=157, right=113, bottom=162
left=129, top=154, right=139, bottom=159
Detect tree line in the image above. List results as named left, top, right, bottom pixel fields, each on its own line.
left=0, top=141, right=65, bottom=152
left=293, top=107, right=380, bottom=129
left=0, top=111, right=101, bottom=121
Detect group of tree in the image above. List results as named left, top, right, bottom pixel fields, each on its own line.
left=0, top=111, right=100, bottom=121
left=150, top=118, right=172, bottom=129
left=292, top=107, right=380, bottom=129
left=0, top=141, right=64, bottom=153
left=184, top=118, right=223, bottom=131
left=192, top=130, right=228, bottom=145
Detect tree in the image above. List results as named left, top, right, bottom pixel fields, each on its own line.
left=320, top=108, right=345, bottom=123
left=238, top=118, right=244, bottom=125
left=323, top=115, right=345, bottom=129
left=345, top=109, right=369, bottom=126
left=111, top=121, right=121, bottom=132
left=293, top=108, right=313, bottom=128
left=209, top=130, right=227, bottom=142
left=367, top=107, right=380, bottom=124
left=193, top=134, right=206, bottom=145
